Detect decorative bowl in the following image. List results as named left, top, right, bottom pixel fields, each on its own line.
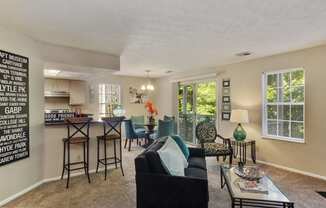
left=233, top=166, right=264, bottom=181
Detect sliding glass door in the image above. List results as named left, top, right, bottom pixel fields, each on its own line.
left=177, top=80, right=217, bottom=144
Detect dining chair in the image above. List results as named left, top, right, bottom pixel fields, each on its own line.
left=163, top=115, right=177, bottom=134
left=149, top=119, right=174, bottom=140
left=131, top=115, right=146, bottom=131
left=124, top=119, right=145, bottom=151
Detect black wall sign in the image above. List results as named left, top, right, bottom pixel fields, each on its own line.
left=0, top=50, right=29, bottom=166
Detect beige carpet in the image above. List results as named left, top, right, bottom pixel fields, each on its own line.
left=3, top=145, right=326, bottom=208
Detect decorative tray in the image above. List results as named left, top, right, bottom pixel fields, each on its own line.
left=233, top=166, right=264, bottom=181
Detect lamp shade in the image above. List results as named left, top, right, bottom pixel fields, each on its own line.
left=230, top=109, right=249, bottom=123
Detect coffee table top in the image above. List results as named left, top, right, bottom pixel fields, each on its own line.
left=221, top=166, right=290, bottom=203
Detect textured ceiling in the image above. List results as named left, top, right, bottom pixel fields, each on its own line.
left=1, top=0, right=326, bottom=77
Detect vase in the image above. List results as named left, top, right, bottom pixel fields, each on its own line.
left=233, top=123, right=247, bottom=141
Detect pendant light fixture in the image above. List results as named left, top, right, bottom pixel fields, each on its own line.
left=141, top=70, right=154, bottom=91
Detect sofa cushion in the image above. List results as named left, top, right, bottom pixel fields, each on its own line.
left=144, top=138, right=169, bottom=174
left=171, top=135, right=190, bottom=160
left=184, top=167, right=207, bottom=179
left=188, top=157, right=207, bottom=170
left=157, top=137, right=188, bottom=176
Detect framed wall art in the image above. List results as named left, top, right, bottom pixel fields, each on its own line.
left=221, top=79, right=231, bottom=121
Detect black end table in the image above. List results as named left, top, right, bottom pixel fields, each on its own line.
left=231, top=138, right=256, bottom=164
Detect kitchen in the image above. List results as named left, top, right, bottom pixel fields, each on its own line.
left=43, top=66, right=155, bottom=180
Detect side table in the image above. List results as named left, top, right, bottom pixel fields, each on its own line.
left=231, top=139, right=256, bottom=164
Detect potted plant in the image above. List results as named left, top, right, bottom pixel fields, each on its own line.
left=145, top=100, right=158, bottom=126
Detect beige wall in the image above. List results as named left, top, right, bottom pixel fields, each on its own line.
left=158, top=45, right=326, bottom=178
left=0, top=27, right=44, bottom=202
left=84, top=74, right=155, bottom=119
left=153, top=77, right=177, bottom=118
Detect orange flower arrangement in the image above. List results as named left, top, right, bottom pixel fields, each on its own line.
left=145, top=100, right=158, bottom=116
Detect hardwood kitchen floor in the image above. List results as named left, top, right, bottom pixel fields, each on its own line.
left=3, top=144, right=326, bottom=208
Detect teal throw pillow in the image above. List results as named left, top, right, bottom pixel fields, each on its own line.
left=171, top=135, right=190, bottom=160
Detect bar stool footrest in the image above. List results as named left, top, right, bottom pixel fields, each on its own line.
left=98, top=157, right=121, bottom=165
left=64, top=161, right=88, bottom=171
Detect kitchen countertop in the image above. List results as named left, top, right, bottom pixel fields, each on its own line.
left=44, top=118, right=130, bottom=126
left=44, top=119, right=104, bottom=126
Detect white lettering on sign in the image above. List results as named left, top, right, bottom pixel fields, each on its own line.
left=0, top=49, right=29, bottom=166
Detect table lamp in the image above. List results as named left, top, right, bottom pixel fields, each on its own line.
left=230, top=109, right=249, bottom=141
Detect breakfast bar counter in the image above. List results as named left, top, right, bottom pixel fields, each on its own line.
left=43, top=120, right=122, bottom=180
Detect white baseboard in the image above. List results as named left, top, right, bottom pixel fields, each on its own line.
left=256, top=159, right=326, bottom=181
left=43, top=168, right=105, bottom=183
left=0, top=180, right=43, bottom=207
left=0, top=168, right=105, bottom=207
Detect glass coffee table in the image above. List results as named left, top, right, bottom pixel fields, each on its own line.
left=220, top=166, right=294, bottom=208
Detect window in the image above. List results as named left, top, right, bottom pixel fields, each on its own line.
left=98, top=84, right=121, bottom=117
left=262, top=68, right=305, bottom=143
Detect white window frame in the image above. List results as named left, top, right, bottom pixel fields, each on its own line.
left=98, top=83, right=121, bottom=117
left=262, top=68, right=305, bottom=143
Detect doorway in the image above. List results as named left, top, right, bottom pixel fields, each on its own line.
left=177, top=80, right=217, bottom=144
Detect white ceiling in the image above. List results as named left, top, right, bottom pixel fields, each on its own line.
left=1, top=0, right=326, bottom=77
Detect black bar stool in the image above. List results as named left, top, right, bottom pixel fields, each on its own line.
left=61, top=117, right=93, bottom=188
left=96, top=116, right=125, bottom=180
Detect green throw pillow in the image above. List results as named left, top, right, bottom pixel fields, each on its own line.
left=171, top=135, right=190, bottom=160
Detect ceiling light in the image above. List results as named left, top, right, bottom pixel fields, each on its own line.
left=44, top=69, right=61, bottom=76
left=236, top=51, right=252, bottom=57
left=141, top=70, right=154, bottom=92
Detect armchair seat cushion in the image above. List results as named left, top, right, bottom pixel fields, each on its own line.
left=184, top=167, right=207, bottom=179
left=203, top=143, right=232, bottom=156
left=188, top=157, right=207, bottom=170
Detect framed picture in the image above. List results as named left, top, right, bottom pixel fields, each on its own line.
left=223, top=80, right=230, bottom=87
left=222, top=96, right=230, bottom=103
left=129, top=87, right=148, bottom=104
left=222, top=112, right=231, bottom=120
left=222, top=103, right=231, bottom=111
left=222, top=87, right=230, bottom=95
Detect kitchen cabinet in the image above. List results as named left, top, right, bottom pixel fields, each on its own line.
left=69, top=80, right=86, bottom=105
left=44, top=78, right=70, bottom=92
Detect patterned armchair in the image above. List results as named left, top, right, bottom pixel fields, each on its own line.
left=195, top=121, right=233, bottom=165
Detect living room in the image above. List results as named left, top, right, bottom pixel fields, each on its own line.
left=0, top=1, right=326, bottom=208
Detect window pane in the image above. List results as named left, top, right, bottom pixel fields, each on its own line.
left=291, top=70, right=304, bottom=86
left=291, top=122, right=304, bottom=139
left=278, top=105, right=290, bottom=120
left=267, top=105, right=277, bottom=119
left=278, top=121, right=290, bottom=137
left=278, top=85, right=290, bottom=102
left=291, top=86, right=304, bottom=103
left=267, top=86, right=277, bottom=103
left=291, top=105, right=304, bottom=121
left=267, top=120, right=277, bottom=135
left=280, top=72, right=290, bottom=88
left=178, top=86, right=184, bottom=113
left=267, top=74, right=277, bottom=88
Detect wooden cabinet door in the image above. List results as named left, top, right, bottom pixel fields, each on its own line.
left=69, top=80, right=86, bottom=105
left=55, top=79, right=70, bottom=92
left=44, top=78, right=56, bottom=92
left=44, top=78, right=70, bottom=92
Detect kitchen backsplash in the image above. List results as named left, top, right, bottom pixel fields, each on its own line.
left=45, top=97, right=71, bottom=110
